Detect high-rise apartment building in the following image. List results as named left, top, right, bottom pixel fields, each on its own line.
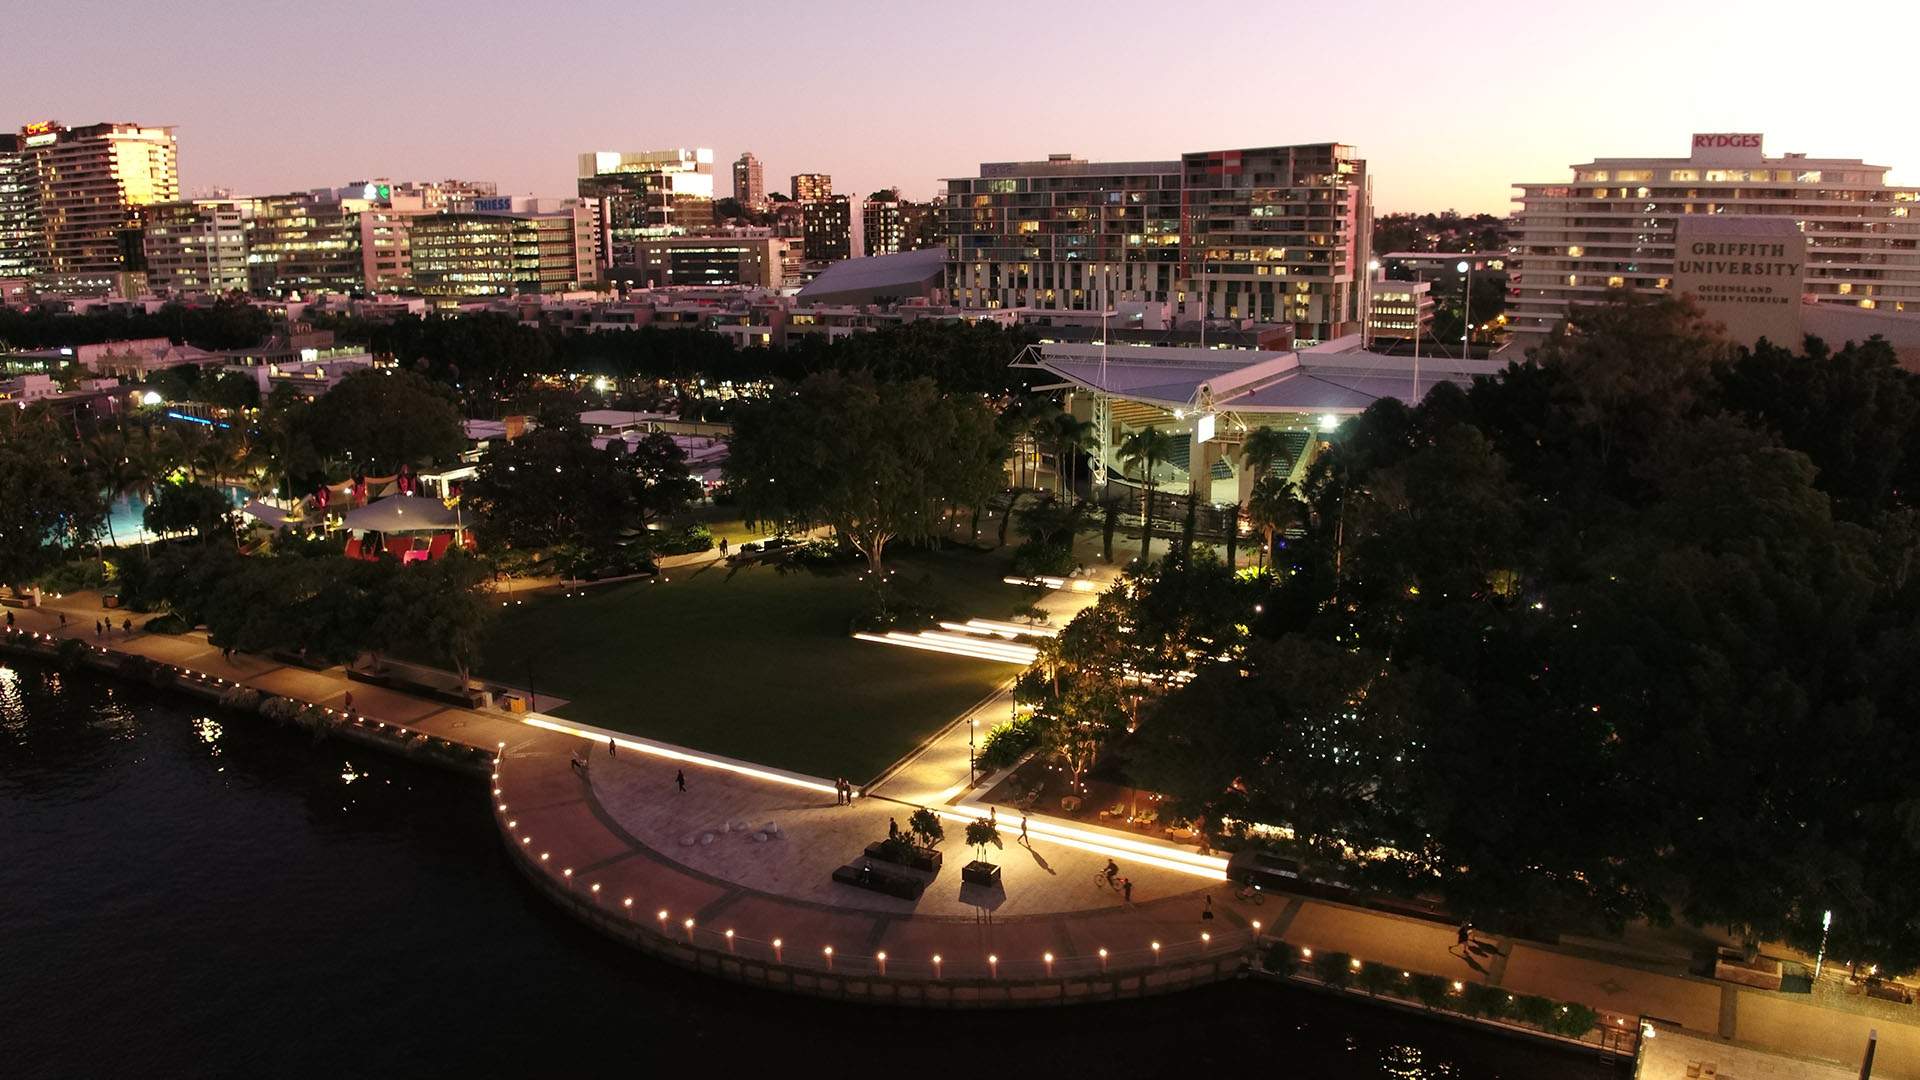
left=1509, top=133, right=1920, bottom=341
left=626, top=234, right=798, bottom=288
left=733, top=152, right=765, bottom=210
left=946, top=144, right=1372, bottom=343
left=576, top=148, right=715, bottom=268
left=862, top=193, right=941, bottom=256
left=791, top=173, right=832, bottom=203
left=803, top=195, right=852, bottom=262
left=407, top=197, right=598, bottom=305
left=142, top=199, right=250, bottom=295
left=3, top=121, right=179, bottom=294
left=0, top=132, right=45, bottom=280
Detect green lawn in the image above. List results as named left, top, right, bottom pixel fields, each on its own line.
left=473, top=545, right=1030, bottom=780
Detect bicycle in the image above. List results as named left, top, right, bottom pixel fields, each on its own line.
left=1233, top=880, right=1267, bottom=905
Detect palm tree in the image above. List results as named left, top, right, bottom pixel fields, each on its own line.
left=1020, top=400, right=1062, bottom=490
left=88, top=430, right=137, bottom=550
left=1049, top=413, right=1096, bottom=499
left=1246, top=475, right=1305, bottom=570
left=1241, top=426, right=1295, bottom=485
left=1117, top=426, right=1178, bottom=567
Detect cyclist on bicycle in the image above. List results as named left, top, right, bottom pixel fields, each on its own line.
left=1103, top=859, right=1120, bottom=886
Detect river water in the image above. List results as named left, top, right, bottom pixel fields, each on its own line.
left=0, top=658, right=1622, bottom=1079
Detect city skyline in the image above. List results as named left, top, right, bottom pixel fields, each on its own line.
left=10, top=0, right=1918, bottom=214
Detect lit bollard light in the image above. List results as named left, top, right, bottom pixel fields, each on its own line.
left=931, top=954, right=942, bottom=979
left=1098, top=947, right=1109, bottom=971
left=1151, top=941, right=1161, bottom=964
left=772, top=938, right=783, bottom=963
left=823, top=946, right=834, bottom=970
left=875, top=951, right=887, bottom=975
left=988, top=954, right=998, bottom=979
left=724, top=929, right=735, bottom=952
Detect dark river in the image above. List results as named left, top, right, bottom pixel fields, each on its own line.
left=0, top=657, right=1623, bottom=1079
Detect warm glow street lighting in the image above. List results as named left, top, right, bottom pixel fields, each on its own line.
left=1456, top=259, right=1473, bottom=354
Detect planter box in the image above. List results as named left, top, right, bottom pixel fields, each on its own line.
left=864, top=841, right=943, bottom=874
left=962, top=860, right=1001, bottom=887
left=1714, top=948, right=1783, bottom=991
left=833, top=861, right=925, bottom=900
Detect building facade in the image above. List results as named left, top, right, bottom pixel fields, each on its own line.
left=407, top=197, right=597, bottom=304
left=577, top=148, right=715, bottom=268
left=862, top=195, right=941, bottom=256
left=1366, top=275, right=1433, bottom=343
left=946, top=144, right=1371, bottom=344
left=0, top=132, right=46, bottom=280
left=246, top=191, right=378, bottom=296
left=4, top=121, right=180, bottom=295
left=1508, top=133, right=1920, bottom=341
left=803, top=195, right=851, bottom=262
left=622, top=234, right=799, bottom=289
left=791, top=173, right=831, bottom=202
left=732, top=152, right=765, bottom=210
left=142, top=199, right=250, bottom=295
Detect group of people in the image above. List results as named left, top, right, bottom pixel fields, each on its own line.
left=94, top=618, right=132, bottom=638
left=833, top=777, right=856, bottom=804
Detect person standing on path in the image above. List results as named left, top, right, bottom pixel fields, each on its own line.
left=888, top=817, right=899, bottom=840
left=718, top=537, right=728, bottom=557
left=343, top=691, right=354, bottom=717
left=1202, top=894, right=1214, bottom=921
left=675, top=769, right=686, bottom=792
left=1122, top=878, right=1133, bottom=903
left=4, top=611, right=13, bottom=631
left=95, top=620, right=103, bottom=638
left=58, top=613, right=67, bottom=630
left=608, top=737, right=616, bottom=757
left=122, top=617, right=131, bottom=636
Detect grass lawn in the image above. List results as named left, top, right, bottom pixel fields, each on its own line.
left=472, top=544, right=1032, bottom=781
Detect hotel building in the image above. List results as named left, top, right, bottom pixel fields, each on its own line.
left=1, top=133, right=46, bottom=280
left=945, top=143, right=1372, bottom=344
left=1509, top=133, right=1920, bottom=341
left=142, top=199, right=250, bottom=295
left=576, top=148, right=715, bottom=268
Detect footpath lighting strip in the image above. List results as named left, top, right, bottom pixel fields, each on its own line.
left=852, top=631, right=1037, bottom=666
left=939, top=803, right=1228, bottom=877
left=521, top=715, right=839, bottom=796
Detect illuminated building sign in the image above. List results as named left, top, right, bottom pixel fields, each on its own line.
left=22, top=120, right=58, bottom=147
left=1690, top=132, right=1764, bottom=164
left=472, top=197, right=514, bottom=212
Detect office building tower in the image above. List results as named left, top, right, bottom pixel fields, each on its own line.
left=576, top=148, right=714, bottom=267
left=7, top=121, right=179, bottom=294
left=407, top=197, right=598, bottom=304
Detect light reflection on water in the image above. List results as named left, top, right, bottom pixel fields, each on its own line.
left=0, top=658, right=1621, bottom=1080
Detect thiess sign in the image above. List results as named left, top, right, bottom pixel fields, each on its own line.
left=1672, top=216, right=1805, bottom=348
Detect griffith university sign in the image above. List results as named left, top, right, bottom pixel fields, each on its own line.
left=1673, top=215, right=1807, bottom=348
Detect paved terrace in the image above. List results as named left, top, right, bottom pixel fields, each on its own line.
left=5, top=590, right=1920, bottom=1066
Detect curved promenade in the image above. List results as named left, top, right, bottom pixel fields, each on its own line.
left=490, top=720, right=1250, bottom=1005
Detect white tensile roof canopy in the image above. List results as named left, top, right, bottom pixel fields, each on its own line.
left=338, top=495, right=460, bottom=533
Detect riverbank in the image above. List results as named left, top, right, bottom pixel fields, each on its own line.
left=5, top=597, right=1918, bottom=1074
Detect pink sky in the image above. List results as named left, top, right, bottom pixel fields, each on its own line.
left=10, top=0, right=1918, bottom=214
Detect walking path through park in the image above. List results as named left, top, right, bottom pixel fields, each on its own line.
left=5, top=585, right=1920, bottom=1067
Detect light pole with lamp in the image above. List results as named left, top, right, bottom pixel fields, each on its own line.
left=1363, top=258, right=1381, bottom=349
left=1814, top=908, right=1833, bottom=983
left=1457, top=259, right=1473, bottom=359
left=969, top=716, right=977, bottom=786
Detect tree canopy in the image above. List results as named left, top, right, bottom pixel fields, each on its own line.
left=725, top=372, right=1003, bottom=571
left=0, top=409, right=105, bottom=589
left=302, top=369, right=466, bottom=475
left=1106, top=294, right=1920, bottom=971
left=464, top=420, right=696, bottom=552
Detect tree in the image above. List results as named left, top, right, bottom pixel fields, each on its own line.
left=1049, top=412, right=1096, bottom=499
left=964, top=818, right=1001, bottom=864
left=465, top=422, right=642, bottom=552
left=725, top=372, right=1001, bottom=573
left=381, top=551, right=493, bottom=688
left=304, top=369, right=464, bottom=475
left=0, top=409, right=105, bottom=589
left=1117, top=426, right=1178, bottom=566
left=1245, top=476, right=1303, bottom=569
left=908, top=807, right=944, bottom=849
left=143, top=480, right=237, bottom=545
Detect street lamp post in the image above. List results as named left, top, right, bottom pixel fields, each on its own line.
left=1457, top=259, right=1473, bottom=358
left=1363, top=258, right=1381, bottom=349
left=1815, top=908, right=1834, bottom=982
left=969, top=716, right=976, bottom=786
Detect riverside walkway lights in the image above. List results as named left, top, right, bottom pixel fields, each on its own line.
left=1815, top=909, right=1833, bottom=981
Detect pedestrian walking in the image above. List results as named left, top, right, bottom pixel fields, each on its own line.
left=988, top=805, right=997, bottom=827
left=1202, top=894, right=1214, bottom=921
left=888, top=817, right=899, bottom=840
left=1122, top=878, right=1133, bottom=903
left=608, top=736, right=616, bottom=757
left=343, top=691, right=354, bottom=716
left=1019, top=812, right=1029, bottom=845
left=122, top=617, right=131, bottom=636
left=95, top=620, right=103, bottom=638
left=1456, top=922, right=1473, bottom=948
left=58, top=613, right=67, bottom=629
left=4, top=611, right=13, bottom=631
left=675, top=769, right=686, bottom=792
left=719, top=537, right=729, bottom=557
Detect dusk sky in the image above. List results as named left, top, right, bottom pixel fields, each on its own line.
left=10, top=0, right=1918, bottom=214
